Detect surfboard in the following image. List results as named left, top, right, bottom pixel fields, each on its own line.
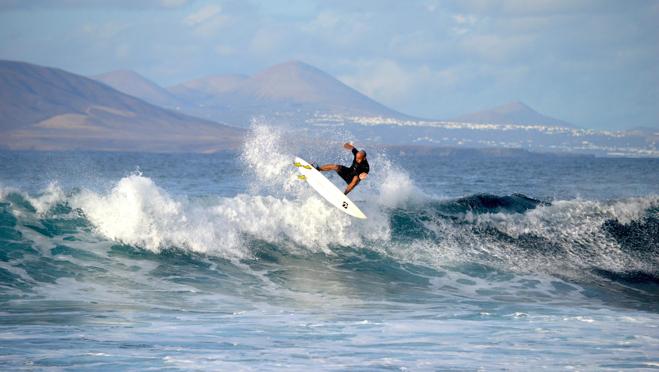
left=293, top=157, right=367, bottom=219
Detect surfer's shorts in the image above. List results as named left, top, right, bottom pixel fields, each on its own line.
left=337, top=165, right=357, bottom=184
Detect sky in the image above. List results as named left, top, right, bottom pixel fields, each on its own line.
left=0, top=0, right=657, bottom=130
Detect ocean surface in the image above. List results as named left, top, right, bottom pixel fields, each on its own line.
left=1, top=126, right=658, bottom=370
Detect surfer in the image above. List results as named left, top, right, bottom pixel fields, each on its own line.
left=315, top=143, right=369, bottom=195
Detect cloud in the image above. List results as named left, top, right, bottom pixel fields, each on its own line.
left=446, top=0, right=626, bottom=17
left=451, top=13, right=478, bottom=35
left=301, top=10, right=370, bottom=48
left=388, top=31, right=442, bottom=59
left=452, top=13, right=477, bottom=24
left=249, top=26, right=287, bottom=56
left=159, top=0, right=189, bottom=8
left=114, top=43, right=131, bottom=60
left=339, top=60, right=414, bottom=102
left=80, top=21, right=129, bottom=40
left=214, top=44, right=235, bottom=56
left=338, top=60, right=460, bottom=106
left=424, top=1, right=440, bottom=13
left=459, top=33, right=534, bottom=63
left=183, top=4, right=229, bottom=36
left=183, top=4, right=221, bottom=26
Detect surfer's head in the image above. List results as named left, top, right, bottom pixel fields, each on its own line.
left=356, top=150, right=366, bottom=163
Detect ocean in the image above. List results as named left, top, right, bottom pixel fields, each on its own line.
left=1, top=125, right=658, bottom=370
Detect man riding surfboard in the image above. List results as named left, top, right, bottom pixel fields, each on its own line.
left=315, top=143, right=369, bottom=195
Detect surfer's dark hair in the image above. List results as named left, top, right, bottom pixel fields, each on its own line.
left=359, top=150, right=367, bottom=158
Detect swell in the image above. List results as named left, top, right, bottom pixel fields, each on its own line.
left=1, top=185, right=657, bottom=294
left=387, top=194, right=658, bottom=281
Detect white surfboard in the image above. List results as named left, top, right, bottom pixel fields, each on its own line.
left=294, top=156, right=367, bottom=219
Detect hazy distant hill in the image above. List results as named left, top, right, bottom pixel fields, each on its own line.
left=93, top=69, right=181, bottom=109
left=169, top=74, right=247, bottom=102
left=165, top=61, right=410, bottom=126
left=230, top=61, right=405, bottom=115
left=0, top=60, right=243, bottom=152
left=453, top=101, right=575, bottom=127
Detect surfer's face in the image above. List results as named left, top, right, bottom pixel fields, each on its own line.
left=355, top=151, right=365, bottom=163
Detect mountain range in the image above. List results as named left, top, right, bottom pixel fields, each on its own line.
left=1, top=59, right=655, bottom=156
left=94, top=61, right=578, bottom=130
left=94, top=61, right=409, bottom=126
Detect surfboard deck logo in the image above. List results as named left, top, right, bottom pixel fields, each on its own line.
left=293, top=156, right=367, bottom=219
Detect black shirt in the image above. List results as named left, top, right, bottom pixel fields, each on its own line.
left=337, top=148, right=369, bottom=184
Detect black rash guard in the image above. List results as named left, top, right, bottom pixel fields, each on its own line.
left=337, top=148, right=369, bottom=184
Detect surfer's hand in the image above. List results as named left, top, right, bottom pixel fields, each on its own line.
left=359, top=173, right=368, bottom=180
left=343, top=143, right=354, bottom=150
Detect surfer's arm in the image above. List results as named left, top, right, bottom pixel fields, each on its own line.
left=343, top=143, right=355, bottom=151
left=344, top=176, right=360, bottom=195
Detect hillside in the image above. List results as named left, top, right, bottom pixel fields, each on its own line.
left=452, top=101, right=575, bottom=127
left=230, top=61, right=404, bottom=115
left=0, top=60, right=243, bottom=152
left=169, top=74, right=248, bottom=102
left=92, top=70, right=181, bottom=109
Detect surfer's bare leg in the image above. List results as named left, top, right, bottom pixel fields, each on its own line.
left=317, top=164, right=339, bottom=172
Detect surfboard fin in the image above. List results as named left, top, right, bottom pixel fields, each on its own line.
left=297, top=175, right=307, bottom=180
left=293, top=161, right=302, bottom=167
